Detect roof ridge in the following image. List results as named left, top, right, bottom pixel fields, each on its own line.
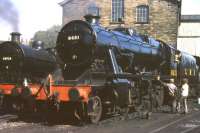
left=59, top=0, right=74, bottom=6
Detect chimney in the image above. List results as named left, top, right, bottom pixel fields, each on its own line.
left=84, top=14, right=100, bottom=25
left=10, top=32, right=21, bottom=44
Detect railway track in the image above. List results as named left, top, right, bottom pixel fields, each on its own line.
left=149, top=111, right=200, bottom=133
left=0, top=101, right=199, bottom=133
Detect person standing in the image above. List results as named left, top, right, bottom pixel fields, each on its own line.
left=159, top=78, right=177, bottom=113
left=178, top=78, right=189, bottom=114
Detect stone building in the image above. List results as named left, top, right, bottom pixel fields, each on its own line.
left=59, top=0, right=182, bottom=47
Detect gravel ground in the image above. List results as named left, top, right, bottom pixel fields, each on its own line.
left=0, top=99, right=200, bottom=133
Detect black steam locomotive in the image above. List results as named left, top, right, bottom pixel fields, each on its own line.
left=0, top=15, right=199, bottom=123
left=50, top=15, right=200, bottom=123
left=0, top=32, right=57, bottom=111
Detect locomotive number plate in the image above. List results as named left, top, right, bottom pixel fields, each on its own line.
left=68, top=35, right=80, bottom=41
left=2, top=57, right=12, bottom=61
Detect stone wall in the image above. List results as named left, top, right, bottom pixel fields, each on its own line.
left=61, top=0, right=95, bottom=23
left=147, top=0, right=179, bottom=46
left=61, top=0, right=180, bottom=47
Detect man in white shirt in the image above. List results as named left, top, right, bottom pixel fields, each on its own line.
left=177, top=78, right=189, bottom=114
left=180, top=78, right=189, bottom=113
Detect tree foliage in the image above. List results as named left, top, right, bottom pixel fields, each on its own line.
left=32, top=25, right=61, bottom=48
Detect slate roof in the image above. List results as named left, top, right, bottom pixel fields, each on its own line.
left=181, top=15, right=200, bottom=22
left=59, top=0, right=74, bottom=6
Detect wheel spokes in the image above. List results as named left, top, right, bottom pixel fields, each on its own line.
left=88, top=96, right=102, bottom=123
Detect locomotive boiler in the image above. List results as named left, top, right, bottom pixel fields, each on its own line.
left=56, top=15, right=164, bottom=77
left=0, top=41, right=56, bottom=79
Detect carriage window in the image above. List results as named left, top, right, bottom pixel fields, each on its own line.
left=136, top=5, right=149, bottom=23
left=111, top=0, right=124, bottom=22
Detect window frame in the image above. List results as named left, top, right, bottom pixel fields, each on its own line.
left=111, top=0, right=125, bottom=23
left=135, top=5, right=149, bottom=24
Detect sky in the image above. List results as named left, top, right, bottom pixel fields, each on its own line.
left=0, top=0, right=62, bottom=41
left=0, top=0, right=200, bottom=41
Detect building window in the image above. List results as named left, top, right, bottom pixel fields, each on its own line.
left=136, top=5, right=149, bottom=23
left=112, top=0, right=124, bottom=23
left=87, top=4, right=100, bottom=16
